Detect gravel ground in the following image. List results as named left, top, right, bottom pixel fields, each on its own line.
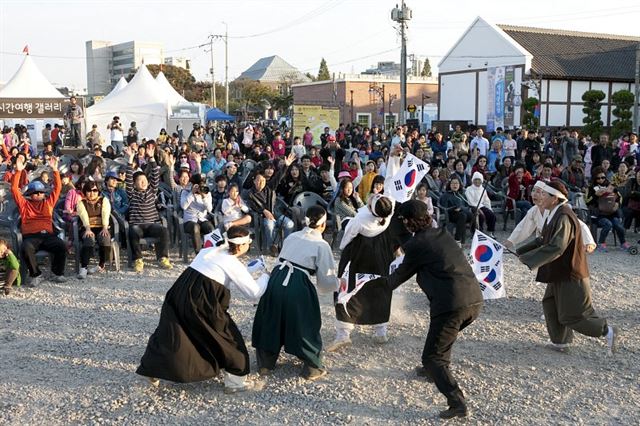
left=1, top=231, right=639, bottom=425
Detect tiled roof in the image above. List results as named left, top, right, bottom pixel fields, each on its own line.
left=237, top=55, right=311, bottom=83
left=498, top=25, right=639, bottom=81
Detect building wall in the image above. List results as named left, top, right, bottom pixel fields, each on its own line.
left=86, top=40, right=112, bottom=96
left=292, top=79, right=438, bottom=130
left=539, top=78, right=634, bottom=128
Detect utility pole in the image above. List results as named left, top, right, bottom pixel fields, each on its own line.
left=208, top=34, right=216, bottom=108
left=634, top=42, right=640, bottom=134
left=223, top=22, right=229, bottom=114
left=391, top=1, right=412, bottom=125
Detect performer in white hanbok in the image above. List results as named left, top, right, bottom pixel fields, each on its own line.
left=137, top=226, right=269, bottom=393
left=252, top=206, right=339, bottom=381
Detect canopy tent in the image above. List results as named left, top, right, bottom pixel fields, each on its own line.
left=155, top=71, right=189, bottom=106
left=101, top=76, right=128, bottom=101
left=206, top=108, right=235, bottom=121
left=86, top=65, right=167, bottom=144
left=0, top=55, right=64, bottom=98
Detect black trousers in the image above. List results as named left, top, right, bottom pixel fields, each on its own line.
left=184, top=220, right=215, bottom=252
left=473, top=206, right=496, bottom=233
left=255, top=348, right=322, bottom=370
left=129, top=223, right=169, bottom=261
left=80, top=227, right=112, bottom=268
left=422, top=304, right=482, bottom=409
left=448, top=210, right=474, bottom=243
left=22, top=233, right=67, bottom=277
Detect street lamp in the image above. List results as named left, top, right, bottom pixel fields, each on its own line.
left=368, top=83, right=385, bottom=128
left=350, top=90, right=354, bottom=124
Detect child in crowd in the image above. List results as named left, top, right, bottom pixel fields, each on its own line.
left=0, top=239, right=21, bottom=295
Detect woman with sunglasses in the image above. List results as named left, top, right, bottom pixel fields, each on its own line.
left=76, top=181, right=112, bottom=278
left=586, top=166, right=629, bottom=251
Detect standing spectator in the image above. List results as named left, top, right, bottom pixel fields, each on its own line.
left=11, top=156, right=66, bottom=286
left=291, top=136, right=306, bottom=161
left=64, top=96, right=83, bottom=147
left=271, top=131, right=286, bottom=157
left=561, top=128, right=579, bottom=167
left=470, top=128, right=489, bottom=157
left=303, top=126, right=314, bottom=152
left=124, top=145, right=173, bottom=272
left=76, top=181, right=112, bottom=278
left=503, top=131, right=517, bottom=158
left=42, top=123, right=52, bottom=145
left=86, top=124, right=102, bottom=148
left=108, top=116, right=124, bottom=154
left=561, top=155, right=586, bottom=191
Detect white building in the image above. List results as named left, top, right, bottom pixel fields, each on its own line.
left=438, top=17, right=639, bottom=129
left=86, top=40, right=164, bottom=97
left=164, top=57, right=190, bottom=71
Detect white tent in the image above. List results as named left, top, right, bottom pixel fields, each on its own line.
left=101, top=76, right=128, bottom=101
left=86, top=65, right=167, bottom=143
left=155, top=71, right=189, bottom=106
left=0, top=55, right=64, bottom=98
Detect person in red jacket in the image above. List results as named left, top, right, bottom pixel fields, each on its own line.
left=11, top=155, right=66, bottom=287
left=507, top=163, right=533, bottom=223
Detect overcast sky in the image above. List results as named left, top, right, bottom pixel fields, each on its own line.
left=1, top=0, right=638, bottom=91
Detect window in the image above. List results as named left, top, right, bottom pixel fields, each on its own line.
left=356, top=113, right=371, bottom=127
left=384, top=113, right=398, bottom=130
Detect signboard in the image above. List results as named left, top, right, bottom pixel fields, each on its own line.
left=292, top=105, right=340, bottom=144
left=486, top=67, right=505, bottom=132
left=0, top=97, right=80, bottom=119
left=407, top=104, right=417, bottom=113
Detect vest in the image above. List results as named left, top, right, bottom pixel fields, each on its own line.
left=82, top=198, right=103, bottom=228
left=535, top=204, right=589, bottom=283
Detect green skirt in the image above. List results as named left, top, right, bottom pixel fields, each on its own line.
left=252, top=264, right=323, bottom=368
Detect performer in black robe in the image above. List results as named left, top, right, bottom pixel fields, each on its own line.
left=136, top=226, right=269, bottom=393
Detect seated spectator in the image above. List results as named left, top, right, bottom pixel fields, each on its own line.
left=180, top=174, right=215, bottom=254
left=561, top=155, right=586, bottom=190
left=102, top=171, right=129, bottom=217
left=291, top=136, right=306, bottom=161
left=124, top=145, right=173, bottom=272
left=278, top=164, right=305, bottom=205
left=358, top=160, right=378, bottom=201
left=453, top=159, right=471, bottom=187
left=11, top=156, right=66, bottom=285
left=471, top=155, right=491, bottom=182
left=508, top=164, right=533, bottom=221
left=63, top=176, right=86, bottom=223
left=86, top=156, right=106, bottom=183
left=310, top=146, right=323, bottom=168
left=587, top=167, right=629, bottom=251
left=333, top=177, right=364, bottom=228
left=221, top=183, right=252, bottom=230
left=415, top=182, right=437, bottom=228
left=318, top=160, right=338, bottom=203
left=223, top=161, right=241, bottom=188
left=69, top=159, right=84, bottom=185
left=425, top=167, right=443, bottom=194
left=465, top=172, right=496, bottom=238
left=300, top=155, right=323, bottom=194
left=247, top=171, right=294, bottom=256
left=439, top=176, right=474, bottom=245
left=612, top=162, right=630, bottom=188
left=201, top=147, right=226, bottom=177
left=0, top=239, right=21, bottom=295
left=486, top=141, right=503, bottom=175
left=76, top=181, right=112, bottom=278
left=492, top=156, right=513, bottom=187
left=621, top=169, right=640, bottom=230
left=212, top=174, right=228, bottom=210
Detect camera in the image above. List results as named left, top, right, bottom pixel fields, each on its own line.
left=200, top=186, right=210, bottom=194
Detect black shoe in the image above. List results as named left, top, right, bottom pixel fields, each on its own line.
left=414, top=365, right=434, bottom=383
left=258, top=367, right=272, bottom=376
left=439, top=405, right=468, bottom=419
left=300, top=365, right=327, bottom=381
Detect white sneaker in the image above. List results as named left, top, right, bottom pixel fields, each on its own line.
left=223, top=380, right=255, bottom=394
left=605, top=326, right=620, bottom=354
left=88, top=265, right=105, bottom=274
left=28, top=275, right=42, bottom=288
left=373, top=334, right=389, bottom=344
left=77, top=268, right=88, bottom=280
left=326, top=337, right=352, bottom=352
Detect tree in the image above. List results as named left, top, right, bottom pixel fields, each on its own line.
left=582, top=90, right=606, bottom=139
left=126, top=64, right=195, bottom=94
left=317, top=58, right=331, bottom=81
left=305, top=72, right=317, bottom=82
left=228, top=79, right=278, bottom=116
left=522, top=97, right=539, bottom=130
left=610, top=89, right=635, bottom=139
left=420, top=58, right=432, bottom=78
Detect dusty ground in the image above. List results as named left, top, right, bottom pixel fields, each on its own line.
left=1, top=231, right=638, bottom=425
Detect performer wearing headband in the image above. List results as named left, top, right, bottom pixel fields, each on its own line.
left=506, top=180, right=595, bottom=253
left=328, top=146, right=405, bottom=351
left=252, top=206, right=339, bottom=381
left=137, top=226, right=269, bottom=393
left=517, top=181, right=619, bottom=354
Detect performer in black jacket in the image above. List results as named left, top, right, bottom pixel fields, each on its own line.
left=386, top=200, right=483, bottom=419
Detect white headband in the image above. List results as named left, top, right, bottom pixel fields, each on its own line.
left=369, top=194, right=383, bottom=217
left=533, top=180, right=546, bottom=190
left=305, top=213, right=327, bottom=227
left=540, top=182, right=567, bottom=200
left=227, top=235, right=252, bottom=245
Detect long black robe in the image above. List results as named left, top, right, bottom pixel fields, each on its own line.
left=136, top=267, right=249, bottom=382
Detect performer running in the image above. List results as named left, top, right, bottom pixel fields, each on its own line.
left=385, top=200, right=483, bottom=419
left=136, top=226, right=269, bottom=393
left=517, top=181, right=619, bottom=354
left=252, top=206, right=339, bottom=381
